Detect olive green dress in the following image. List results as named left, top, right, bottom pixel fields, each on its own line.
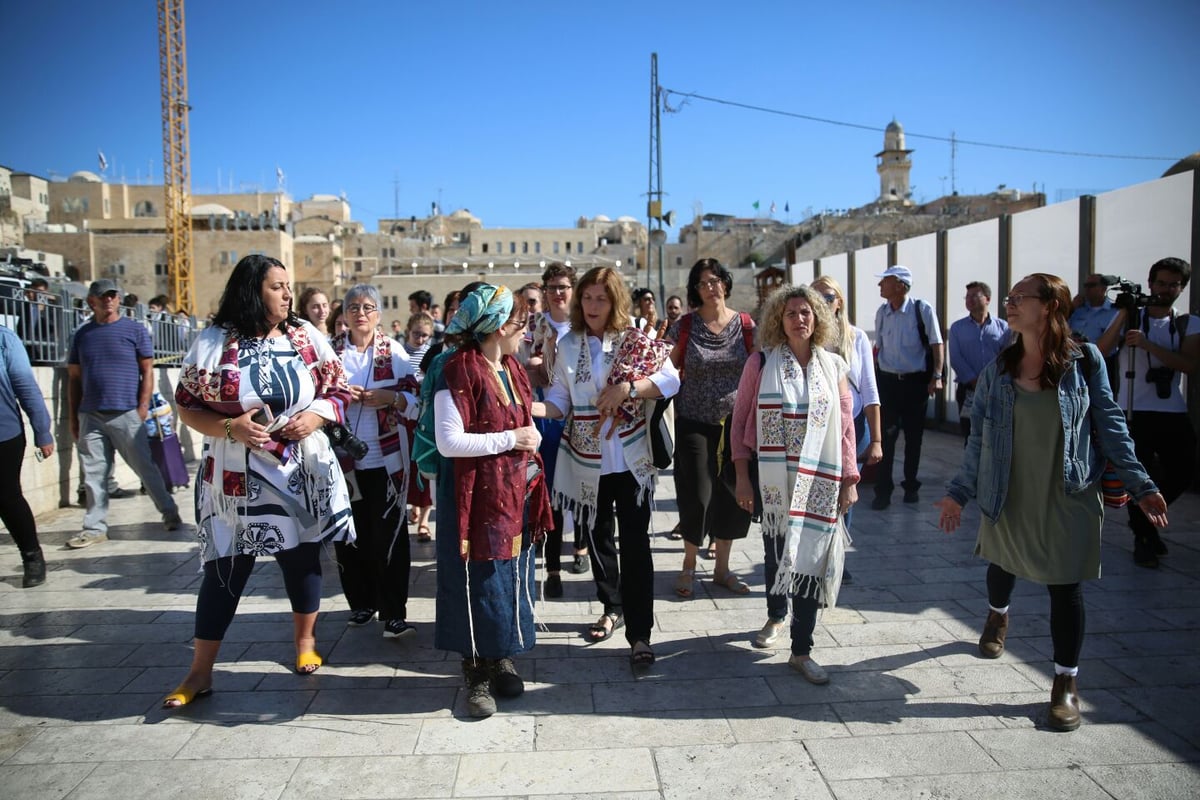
left=975, top=385, right=1103, bottom=584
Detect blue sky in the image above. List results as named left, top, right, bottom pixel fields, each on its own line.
left=2, top=1, right=1196, bottom=229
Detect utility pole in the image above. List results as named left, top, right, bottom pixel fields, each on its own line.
left=647, top=53, right=666, bottom=303
left=950, top=131, right=958, bottom=195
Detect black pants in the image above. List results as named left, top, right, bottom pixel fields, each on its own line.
left=673, top=416, right=751, bottom=546
left=335, top=467, right=411, bottom=621
left=195, top=542, right=324, bottom=640
left=1127, top=411, right=1196, bottom=538
left=876, top=371, right=930, bottom=496
left=0, top=436, right=39, bottom=553
left=581, top=471, right=654, bottom=645
left=762, top=533, right=820, bottom=656
left=987, top=563, right=1084, bottom=669
left=544, top=507, right=585, bottom=572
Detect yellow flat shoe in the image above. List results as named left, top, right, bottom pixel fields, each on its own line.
left=162, top=685, right=212, bottom=709
left=295, top=650, right=323, bottom=674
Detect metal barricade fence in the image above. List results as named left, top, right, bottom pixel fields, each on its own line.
left=0, top=287, right=201, bottom=366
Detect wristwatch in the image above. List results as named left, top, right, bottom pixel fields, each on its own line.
left=628, top=380, right=639, bottom=399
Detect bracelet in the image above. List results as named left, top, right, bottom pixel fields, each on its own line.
left=224, top=418, right=235, bottom=443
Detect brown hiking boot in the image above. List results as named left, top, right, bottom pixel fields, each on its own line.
left=978, top=610, right=1008, bottom=659
left=1047, top=674, right=1081, bottom=731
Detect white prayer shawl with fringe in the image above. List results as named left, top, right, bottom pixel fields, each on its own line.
left=758, top=344, right=848, bottom=607
left=551, top=328, right=661, bottom=527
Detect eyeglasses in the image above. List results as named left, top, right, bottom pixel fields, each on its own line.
left=408, top=330, right=431, bottom=339
left=1003, top=294, right=1034, bottom=306
left=346, top=304, right=378, bottom=315
left=1152, top=280, right=1183, bottom=290
left=821, top=293, right=836, bottom=303
left=697, top=278, right=723, bottom=290
left=543, top=284, right=571, bottom=294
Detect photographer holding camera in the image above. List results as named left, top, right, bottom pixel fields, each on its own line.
left=1096, top=257, right=1198, bottom=569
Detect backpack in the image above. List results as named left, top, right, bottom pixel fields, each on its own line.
left=912, top=298, right=937, bottom=379
left=412, top=346, right=456, bottom=487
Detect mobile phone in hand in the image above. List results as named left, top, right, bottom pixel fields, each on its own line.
left=35, top=448, right=46, bottom=462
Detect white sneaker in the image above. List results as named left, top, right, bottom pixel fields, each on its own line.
left=754, top=618, right=786, bottom=648
left=66, top=532, right=107, bottom=549
left=788, top=654, right=830, bottom=684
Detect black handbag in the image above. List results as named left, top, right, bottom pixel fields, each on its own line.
left=649, top=396, right=674, bottom=469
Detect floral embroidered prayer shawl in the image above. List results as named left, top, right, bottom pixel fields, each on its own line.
left=175, top=321, right=355, bottom=550
left=758, top=345, right=847, bottom=606
left=445, top=348, right=553, bottom=562
left=331, top=328, right=419, bottom=535
left=552, top=327, right=672, bottom=526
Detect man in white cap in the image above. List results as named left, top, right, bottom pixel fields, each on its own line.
left=872, top=265, right=944, bottom=509
left=66, top=280, right=182, bottom=548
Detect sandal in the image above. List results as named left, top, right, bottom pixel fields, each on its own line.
left=161, top=684, right=212, bottom=709
left=416, top=525, right=432, bottom=543
left=713, top=572, right=751, bottom=595
left=667, top=523, right=683, bottom=541
left=630, top=640, right=656, bottom=668
left=587, top=612, right=623, bottom=642
left=674, top=569, right=695, bottom=598
left=295, top=650, right=323, bottom=674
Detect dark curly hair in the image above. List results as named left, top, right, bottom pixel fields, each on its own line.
left=212, top=254, right=299, bottom=338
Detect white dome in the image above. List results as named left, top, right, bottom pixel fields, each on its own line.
left=68, top=170, right=102, bottom=183
left=593, top=214, right=611, bottom=222
left=616, top=215, right=637, bottom=223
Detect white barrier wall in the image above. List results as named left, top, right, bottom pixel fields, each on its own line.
left=1096, top=172, right=1193, bottom=313
left=1011, top=198, right=1079, bottom=290
left=944, top=219, right=1004, bottom=423
left=854, top=244, right=891, bottom=337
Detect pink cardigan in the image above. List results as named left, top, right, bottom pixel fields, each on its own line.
left=729, top=352, right=861, bottom=485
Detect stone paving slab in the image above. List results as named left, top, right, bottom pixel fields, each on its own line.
left=1, top=430, right=1198, bottom=797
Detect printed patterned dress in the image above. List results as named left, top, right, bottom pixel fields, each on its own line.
left=177, top=324, right=355, bottom=563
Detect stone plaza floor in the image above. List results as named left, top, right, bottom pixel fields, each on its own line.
left=1, top=430, right=1198, bottom=799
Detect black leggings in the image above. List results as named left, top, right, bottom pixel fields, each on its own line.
left=987, top=563, right=1084, bottom=669
left=194, top=542, right=324, bottom=641
left=0, top=436, right=39, bottom=553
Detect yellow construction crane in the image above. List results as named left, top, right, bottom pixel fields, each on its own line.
left=158, top=0, right=194, bottom=314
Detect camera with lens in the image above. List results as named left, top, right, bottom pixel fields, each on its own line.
left=1103, top=275, right=1171, bottom=313
left=324, top=421, right=369, bottom=460
left=1145, top=365, right=1175, bottom=400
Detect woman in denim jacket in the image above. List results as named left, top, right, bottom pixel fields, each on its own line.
left=935, top=273, right=1167, bottom=732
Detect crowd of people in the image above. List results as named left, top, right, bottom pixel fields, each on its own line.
left=5, top=253, right=1191, bottom=730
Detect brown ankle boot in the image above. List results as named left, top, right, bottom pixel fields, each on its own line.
left=1047, top=674, right=1081, bottom=731
left=978, top=610, right=1008, bottom=658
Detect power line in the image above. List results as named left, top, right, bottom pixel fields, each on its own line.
left=661, top=89, right=1180, bottom=162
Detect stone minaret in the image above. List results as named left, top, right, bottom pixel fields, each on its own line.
left=876, top=119, right=913, bottom=205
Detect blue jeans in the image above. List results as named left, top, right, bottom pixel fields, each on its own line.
left=762, top=532, right=820, bottom=656
left=78, top=409, right=178, bottom=534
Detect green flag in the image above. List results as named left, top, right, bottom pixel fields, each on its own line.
left=752, top=200, right=760, bottom=211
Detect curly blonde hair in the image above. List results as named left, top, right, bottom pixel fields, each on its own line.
left=757, top=284, right=835, bottom=352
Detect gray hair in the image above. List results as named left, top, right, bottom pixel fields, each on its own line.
left=343, top=283, right=382, bottom=309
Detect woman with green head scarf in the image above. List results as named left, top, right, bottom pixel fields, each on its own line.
left=431, top=284, right=553, bottom=718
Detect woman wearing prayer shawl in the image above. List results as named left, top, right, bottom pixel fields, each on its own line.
left=534, top=267, right=680, bottom=668
left=728, top=285, right=859, bottom=685
left=433, top=284, right=553, bottom=718
left=329, top=284, right=420, bottom=638
left=163, top=255, right=356, bottom=709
